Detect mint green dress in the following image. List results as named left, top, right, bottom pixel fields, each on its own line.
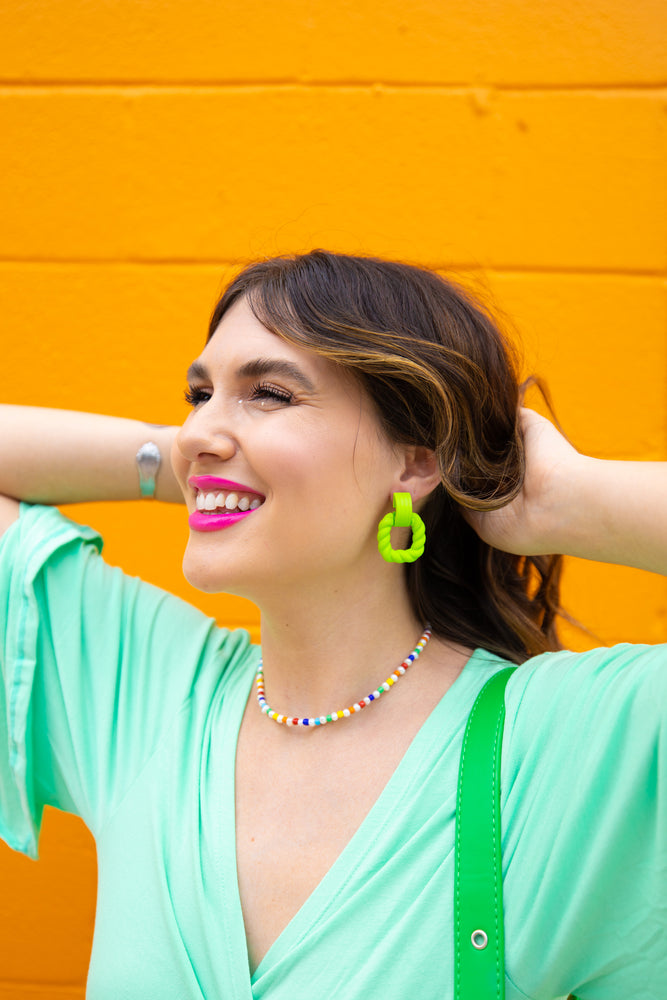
left=0, top=505, right=665, bottom=999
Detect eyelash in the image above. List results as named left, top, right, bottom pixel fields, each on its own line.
left=183, top=386, right=211, bottom=407
left=250, top=382, right=294, bottom=405
left=183, top=382, right=294, bottom=408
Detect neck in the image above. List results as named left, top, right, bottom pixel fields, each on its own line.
left=255, top=570, right=425, bottom=720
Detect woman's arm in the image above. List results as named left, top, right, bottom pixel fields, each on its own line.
left=0, top=406, right=184, bottom=533
left=466, top=409, right=667, bottom=576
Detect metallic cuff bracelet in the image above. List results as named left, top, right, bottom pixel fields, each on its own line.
left=135, top=441, right=162, bottom=499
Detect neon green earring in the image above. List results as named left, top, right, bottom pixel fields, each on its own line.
left=377, top=492, right=426, bottom=564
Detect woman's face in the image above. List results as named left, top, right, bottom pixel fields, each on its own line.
left=172, top=297, right=406, bottom=598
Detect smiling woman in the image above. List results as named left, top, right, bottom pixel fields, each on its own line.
left=201, top=254, right=561, bottom=659
left=0, top=250, right=665, bottom=1000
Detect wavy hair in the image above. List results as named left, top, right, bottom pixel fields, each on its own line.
left=208, top=250, right=563, bottom=662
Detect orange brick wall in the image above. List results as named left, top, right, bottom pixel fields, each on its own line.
left=0, top=1, right=665, bottom=993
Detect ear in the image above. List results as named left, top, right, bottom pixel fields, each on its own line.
left=394, top=445, right=441, bottom=505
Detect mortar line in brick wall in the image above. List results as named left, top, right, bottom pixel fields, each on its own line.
left=0, top=257, right=665, bottom=280
left=0, top=984, right=85, bottom=995
left=481, top=265, right=667, bottom=279
left=0, top=80, right=665, bottom=94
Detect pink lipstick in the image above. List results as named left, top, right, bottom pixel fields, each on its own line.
left=187, top=475, right=265, bottom=533
left=189, top=508, right=256, bottom=532
left=188, top=476, right=264, bottom=495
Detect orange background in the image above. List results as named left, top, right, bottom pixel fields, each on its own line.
left=0, top=1, right=666, bottom=994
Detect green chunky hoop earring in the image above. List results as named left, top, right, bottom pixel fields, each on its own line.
left=377, top=492, right=426, bottom=564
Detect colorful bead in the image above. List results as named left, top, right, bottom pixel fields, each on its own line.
left=255, top=626, right=432, bottom=729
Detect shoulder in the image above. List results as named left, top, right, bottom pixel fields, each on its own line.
left=505, top=642, right=666, bottom=724
left=501, top=643, right=667, bottom=997
left=501, top=642, right=666, bottom=795
left=0, top=501, right=257, bottom=700
left=0, top=501, right=102, bottom=576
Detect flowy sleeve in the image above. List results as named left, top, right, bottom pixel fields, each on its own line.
left=0, top=503, right=222, bottom=859
left=502, top=643, right=667, bottom=1000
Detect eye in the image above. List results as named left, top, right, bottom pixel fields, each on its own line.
left=184, top=385, right=211, bottom=407
left=248, top=382, right=294, bottom=407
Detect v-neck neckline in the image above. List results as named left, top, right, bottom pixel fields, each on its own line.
left=214, top=645, right=499, bottom=993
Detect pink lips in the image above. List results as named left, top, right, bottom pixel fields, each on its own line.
left=187, top=476, right=265, bottom=533
left=189, top=509, right=256, bottom=532
left=188, top=476, right=263, bottom=494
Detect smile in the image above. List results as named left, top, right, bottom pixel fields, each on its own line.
left=187, top=476, right=265, bottom=533
left=195, top=489, right=263, bottom=514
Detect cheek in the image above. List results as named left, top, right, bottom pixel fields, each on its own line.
left=270, top=428, right=394, bottom=517
left=266, top=433, right=350, bottom=499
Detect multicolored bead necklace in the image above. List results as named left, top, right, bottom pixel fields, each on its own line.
left=255, top=625, right=432, bottom=727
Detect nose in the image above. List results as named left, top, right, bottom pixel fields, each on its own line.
left=175, top=403, right=238, bottom=465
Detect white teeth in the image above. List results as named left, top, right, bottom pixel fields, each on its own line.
left=195, top=489, right=263, bottom=514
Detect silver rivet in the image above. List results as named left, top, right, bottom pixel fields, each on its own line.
left=471, top=929, right=488, bottom=950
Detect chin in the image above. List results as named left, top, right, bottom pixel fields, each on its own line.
left=182, top=559, right=229, bottom=595
left=181, top=546, right=250, bottom=597
left=181, top=545, right=223, bottom=594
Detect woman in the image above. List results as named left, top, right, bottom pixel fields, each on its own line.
left=0, top=251, right=664, bottom=999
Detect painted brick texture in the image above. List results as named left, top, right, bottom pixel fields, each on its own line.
left=0, top=0, right=665, bottom=993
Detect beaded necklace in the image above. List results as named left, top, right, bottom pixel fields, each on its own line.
left=255, top=625, right=432, bottom=727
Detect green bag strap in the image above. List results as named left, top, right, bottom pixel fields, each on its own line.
left=454, top=666, right=579, bottom=1000
left=455, top=667, right=515, bottom=1000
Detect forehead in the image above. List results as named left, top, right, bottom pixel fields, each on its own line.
left=204, top=297, right=295, bottom=356
left=196, top=298, right=352, bottom=391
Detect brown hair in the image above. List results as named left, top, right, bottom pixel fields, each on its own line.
left=208, top=250, right=563, bottom=663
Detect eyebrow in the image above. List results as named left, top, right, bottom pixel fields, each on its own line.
left=186, top=360, right=209, bottom=383
left=186, top=357, right=316, bottom=394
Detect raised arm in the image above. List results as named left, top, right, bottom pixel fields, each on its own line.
left=465, top=409, right=667, bottom=576
left=0, top=405, right=184, bottom=536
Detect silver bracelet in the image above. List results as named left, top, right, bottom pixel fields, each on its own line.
left=136, top=441, right=161, bottom=499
